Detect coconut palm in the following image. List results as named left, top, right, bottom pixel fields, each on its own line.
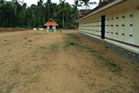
left=73, top=0, right=80, bottom=24
left=0, top=0, right=4, bottom=5
left=59, top=0, right=65, bottom=28
left=0, top=0, right=79, bottom=28
left=80, top=0, right=97, bottom=9
left=47, top=0, right=52, bottom=19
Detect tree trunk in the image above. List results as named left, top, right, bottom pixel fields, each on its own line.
left=63, top=12, right=64, bottom=28
left=66, top=12, right=68, bottom=27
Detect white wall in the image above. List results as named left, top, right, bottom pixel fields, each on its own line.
left=79, top=0, right=139, bottom=53
left=79, top=0, right=139, bottom=46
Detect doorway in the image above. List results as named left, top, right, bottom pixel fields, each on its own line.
left=101, top=15, right=106, bottom=39
left=50, top=26, right=53, bottom=32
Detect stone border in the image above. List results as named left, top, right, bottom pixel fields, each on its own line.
left=80, top=32, right=139, bottom=62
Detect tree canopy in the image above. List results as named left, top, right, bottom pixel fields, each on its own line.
left=0, top=0, right=79, bottom=29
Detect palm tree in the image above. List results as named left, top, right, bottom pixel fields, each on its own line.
left=37, top=0, right=44, bottom=27
left=22, top=3, right=26, bottom=16
left=12, top=0, right=24, bottom=15
left=0, top=0, right=4, bottom=6
left=80, top=0, right=97, bottom=10
left=12, top=0, right=17, bottom=15
left=59, top=0, right=65, bottom=28
left=46, top=0, right=52, bottom=19
left=73, top=0, right=80, bottom=24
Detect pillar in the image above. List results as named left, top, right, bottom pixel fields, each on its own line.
left=53, top=26, right=56, bottom=32
left=47, top=26, right=50, bottom=32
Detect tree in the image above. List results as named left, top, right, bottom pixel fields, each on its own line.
left=73, top=0, right=80, bottom=25
left=80, top=0, right=97, bottom=9
left=37, top=0, right=44, bottom=27
left=0, top=0, right=4, bottom=5
left=0, top=0, right=79, bottom=29
left=45, top=0, right=52, bottom=19
left=59, top=0, right=65, bottom=28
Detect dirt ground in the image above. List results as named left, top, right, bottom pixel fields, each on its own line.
left=0, top=30, right=139, bottom=93
left=0, top=28, right=32, bottom=32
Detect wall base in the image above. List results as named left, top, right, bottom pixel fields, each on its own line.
left=80, top=32, right=139, bottom=62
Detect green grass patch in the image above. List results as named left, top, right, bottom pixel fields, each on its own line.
left=0, top=89, right=3, bottom=93
left=3, top=40, right=9, bottom=45
left=0, top=61, right=5, bottom=65
left=64, top=33, right=123, bottom=74
left=63, top=41, right=71, bottom=49
left=108, top=61, right=117, bottom=67
left=28, top=40, right=33, bottom=42
left=106, top=60, right=122, bottom=73
left=4, top=40, right=8, bottom=42
left=40, top=46, right=46, bottom=49
left=63, top=41, right=80, bottom=49
left=96, top=55, right=123, bottom=73
left=66, top=33, right=80, bottom=41
left=63, top=33, right=80, bottom=49
left=63, top=33, right=83, bottom=49
left=0, top=81, right=6, bottom=86
left=88, top=83, right=96, bottom=87
left=48, top=43, right=59, bottom=51
left=24, top=37, right=27, bottom=39
left=5, top=82, right=17, bottom=93
left=50, top=43, right=59, bottom=49
left=79, top=74, right=84, bottom=78
left=83, top=72, right=89, bottom=75
left=63, top=33, right=97, bottom=52
left=10, top=66, right=20, bottom=75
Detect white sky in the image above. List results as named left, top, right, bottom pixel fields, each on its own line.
left=6, top=0, right=100, bottom=9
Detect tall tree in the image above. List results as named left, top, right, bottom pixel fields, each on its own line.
left=37, top=0, right=44, bottom=27
left=73, top=0, right=80, bottom=25
left=59, top=0, right=65, bottom=28
left=0, top=0, right=79, bottom=28
left=46, top=0, right=52, bottom=19
left=0, top=0, right=4, bottom=5
left=80, top=0, right=97, bottom=9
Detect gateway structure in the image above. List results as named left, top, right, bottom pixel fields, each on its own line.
left=78, top=0, right=139, bottom=61
left=44, top=18, right=58, bottom=32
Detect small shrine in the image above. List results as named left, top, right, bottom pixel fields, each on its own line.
left=44, top=18, right=58, bottom=32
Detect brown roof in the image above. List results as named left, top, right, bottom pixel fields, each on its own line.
left=44, top=18, right=58, bottom=26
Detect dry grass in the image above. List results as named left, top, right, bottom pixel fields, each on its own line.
left=0, top=30, right=138, bottom=93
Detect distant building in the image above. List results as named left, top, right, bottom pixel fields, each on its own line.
left=78, top=0, right=139, bottom=61
left=44, top=18, right=58, bottom=32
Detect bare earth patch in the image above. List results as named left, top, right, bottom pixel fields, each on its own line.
left=0, top=30, right=139, bottom=93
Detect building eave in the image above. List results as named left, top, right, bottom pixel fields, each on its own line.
left=78, top=0, right=124, bottom=22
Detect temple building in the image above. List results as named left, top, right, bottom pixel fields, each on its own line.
left=78, top=0, right=139, bottom=61
left=44, top=18, right=58, bottom=32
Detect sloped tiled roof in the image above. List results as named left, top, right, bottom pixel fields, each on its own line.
left=44, top=18, right=58, bottom=26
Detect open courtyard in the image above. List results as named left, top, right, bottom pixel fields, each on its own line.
left=0, top=30, right=138, bottom=93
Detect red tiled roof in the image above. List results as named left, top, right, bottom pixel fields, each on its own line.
left=44, top=18, right=58, bottom=26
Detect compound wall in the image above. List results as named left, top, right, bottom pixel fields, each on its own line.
left=79, top=0, right=139, bottom=61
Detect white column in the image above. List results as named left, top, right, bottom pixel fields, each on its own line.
left=47, top=26, right=50, bottom=32
left=53, top=26, right=56, bottom=32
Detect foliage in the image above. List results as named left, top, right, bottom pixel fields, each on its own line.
left=0, top=0, right=79, bottom=28
left=80, top=0, right=97, bottom=9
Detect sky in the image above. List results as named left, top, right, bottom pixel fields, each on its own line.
left=7, top=0, right=100, bottom=9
